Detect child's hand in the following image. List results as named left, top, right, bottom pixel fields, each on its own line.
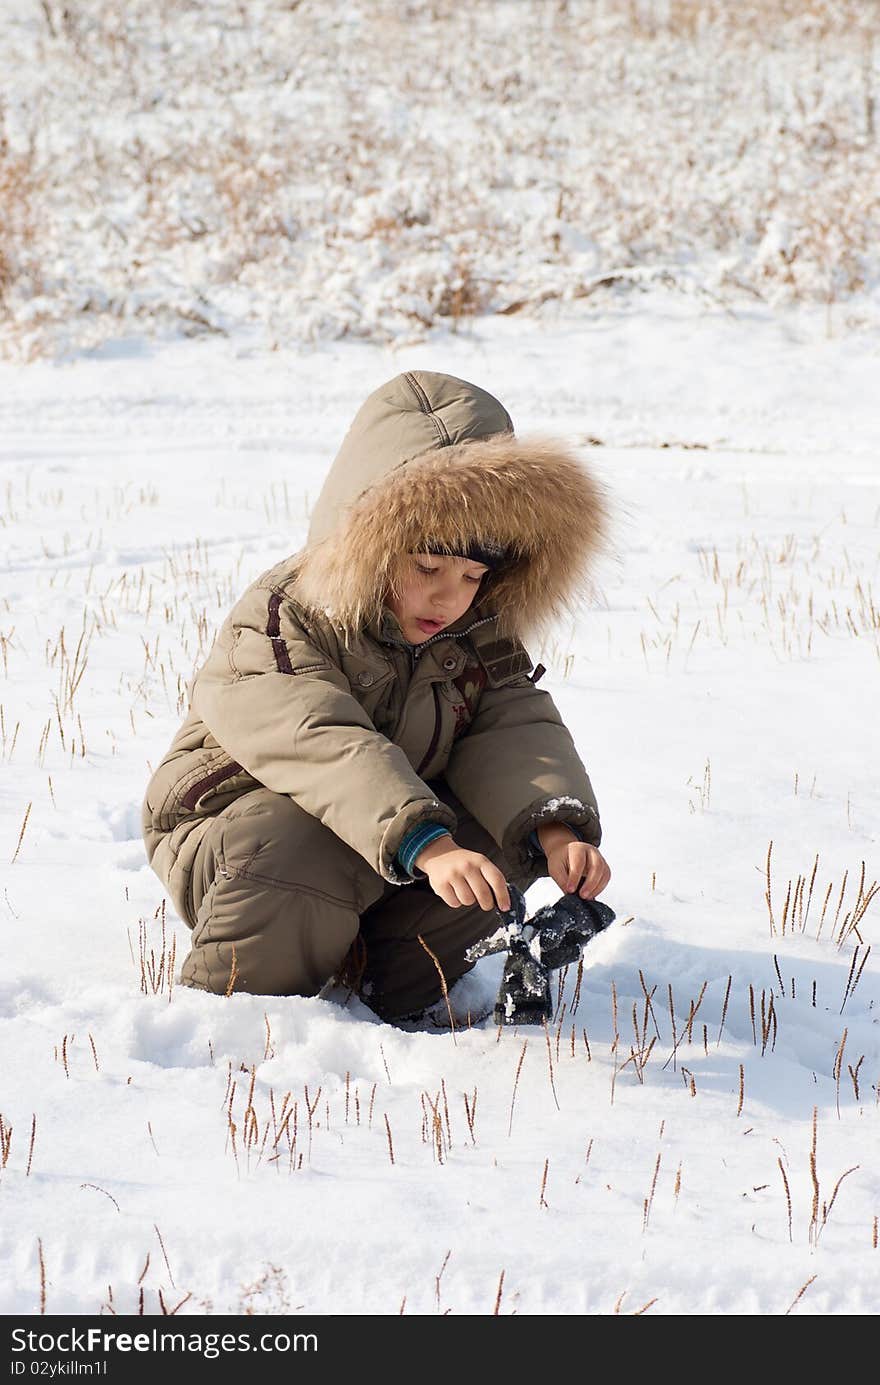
left=539, top=824, right=611, bottom=900
left=415, top=837, right=511, bottom=912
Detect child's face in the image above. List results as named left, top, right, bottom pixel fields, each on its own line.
left=387, top=552, right=489, bottom=643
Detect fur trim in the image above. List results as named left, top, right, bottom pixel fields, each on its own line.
left=294, top=434, right=609, bottom=640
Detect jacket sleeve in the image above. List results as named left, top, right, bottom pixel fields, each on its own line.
left=190, top=587, right=455, bottom=882
left=442, top=677, right=601, bottom=876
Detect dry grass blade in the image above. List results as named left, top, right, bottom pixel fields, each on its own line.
left=10, top=801, right=32, bottom=864
left=224, top=944, right=239, bottom=998
left=507, top=1039, right=528, bottom=1138
left=38, top=1238, right=46, bottom=1314
left=416, top=934, right=457, bottom=1043
left=493, top=1269, right=505, bottom=1316
left=784, top=1274, right=817, bottom=1315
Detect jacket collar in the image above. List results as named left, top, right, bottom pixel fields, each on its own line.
left=372, top=605, right=496, bottom=651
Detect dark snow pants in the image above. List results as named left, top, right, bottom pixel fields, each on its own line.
left=154, top=784, right=537, bottom=1020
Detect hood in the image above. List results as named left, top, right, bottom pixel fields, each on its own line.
left=295, top=370, right=608, bottom=641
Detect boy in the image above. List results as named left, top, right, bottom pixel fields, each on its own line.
left=142, top=370, right=611, bottom=1020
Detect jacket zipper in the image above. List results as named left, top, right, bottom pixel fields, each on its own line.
left=381, top=613, right=496, bottom=662
left=408, top=615, right=495, bottom=775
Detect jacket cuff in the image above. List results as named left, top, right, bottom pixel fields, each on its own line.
left=504, top=797, right=601, bottom=877
left=528, top=822, right=586, bottom=857
left=397, top=823, right=452, bottom=880
left=379, top=800, right=458, bottom=885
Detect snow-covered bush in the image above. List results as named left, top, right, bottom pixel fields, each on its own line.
left=1, top=0, right=878, bottom=355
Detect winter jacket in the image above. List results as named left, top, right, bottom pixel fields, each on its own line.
left=142, top=370, right=608, bottom=908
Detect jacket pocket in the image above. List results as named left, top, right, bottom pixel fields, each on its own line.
left=339, top=652, right=396, bottom=721
left=146, top=749, right=258, bottom=832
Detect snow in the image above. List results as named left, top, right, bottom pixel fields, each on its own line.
left=2, top=1, right=879, bottom=358
left=1, top=0, right=879, bottom=1320
left=0, top=299, right=877, bottom=1317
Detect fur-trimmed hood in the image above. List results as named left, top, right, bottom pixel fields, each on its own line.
left=295, top=370, right=608, bottom=640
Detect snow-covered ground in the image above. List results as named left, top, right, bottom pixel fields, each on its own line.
left=2, top=0, right=878, bottom=357
left=0, top=302, right=878, bottom=1316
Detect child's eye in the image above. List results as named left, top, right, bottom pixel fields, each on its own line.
left=465, top=574, right=483, bottom=584
left=415, top=563, right=438, bottom=576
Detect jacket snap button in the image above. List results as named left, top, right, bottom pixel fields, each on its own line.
left=357, top=671, right=374, bottom=687
left=442, top=656, right=457, bottom=671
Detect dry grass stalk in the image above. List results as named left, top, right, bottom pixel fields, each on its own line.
left=772, top=954, right=785, bottom=993
left=642, top=1152, right=662, bottom=1232
left=778, top=1158, right=793, bottom=1242
left=384, top=1112, right=395, bottom=1166
left=0, top=1114, right=12, bottom=1169
left=680, top=1066, right=697, bottom=1098
left=638, top=970, right=662, bottom=1040
left=10, top=800, right=32, bottom=864
left=784, top=1274, right=817, bottom=1315
left=609, top=980, right=621, bottom=1104
left=224, top=944, right=239, bottom=997
left=765, top=840, right=777, bottom=933
left=434, top=1250, right=451, bottom=1312
left=367, top=1081, right=377, bottom=1129
left=737, top=1063, right=745, bottom=1117
left=631, top=1298, right=659, bottom=1315
left=463, top=1088, right=477, bottom=1145
left=159, top=1290, right=192, bottom=1316
left=542, top=1019, right=560, bottom=1111
left=26, top=1115, right=36, bottom=1176
left=538, top=1157, right=550, bottom=1209
left=507, top=1040, right=528, bottom=1137
left=768, top=849, right=878, bottom=946
left=833, top=1029, right=848, bottom=1118
left=840, top=944, right=871, bottom=1013
left=662, top=982, right=707, bottom=1070
left=441, top=1078, right=451, bottom=1148
left=38, top=1238, right=46, bottom=1314
left=154, top=1224, right=175, bottom=1288
left=623, top=983, right=658, bottom=1084
left=80, top=1182, right=120, bottom=1212
left=847, top=1055, right=864, bottom=1103
left=759, top=989, right=778, bottom=1055
left=420, top=1090, right=447, bottom=1164
left=571, top=956, right=584, bottom=1014
left=416, top=934, right=457, bottom=1043
left=136, top=902, right=176, bottom=1000
left=493, top=1270, right=505, bottom=1316
left=304, top=1084, right=321, bottom=1165
left=717, top=976, right=732, bottom=1044
left=684, top=983, right=707, bottom=1044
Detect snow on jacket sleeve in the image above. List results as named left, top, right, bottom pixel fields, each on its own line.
left=190, top=585, right=455, bottom=883
left=442, top=677, right=601, bottom=877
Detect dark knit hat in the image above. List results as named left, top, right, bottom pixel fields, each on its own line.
left=424, top=539, right=511, bottom=570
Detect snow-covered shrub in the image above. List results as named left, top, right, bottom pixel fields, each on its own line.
left=1, top=0, right=878, bottom=355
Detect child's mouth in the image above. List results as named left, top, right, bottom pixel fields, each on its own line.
left=415, top=618, right=444, bottom=634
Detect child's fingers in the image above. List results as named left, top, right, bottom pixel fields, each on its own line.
left=578, top=859, right=611, bottom=899
left=564, top=843, right=590, bottom=892
left=435, top=882, right=462, bottom=908
left=481, top=865, right=510, bottom=913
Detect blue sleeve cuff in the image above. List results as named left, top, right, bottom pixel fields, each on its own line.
left=397, top=823, right=452, bottom=879
left=529, top=823, right=586, bottom=856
